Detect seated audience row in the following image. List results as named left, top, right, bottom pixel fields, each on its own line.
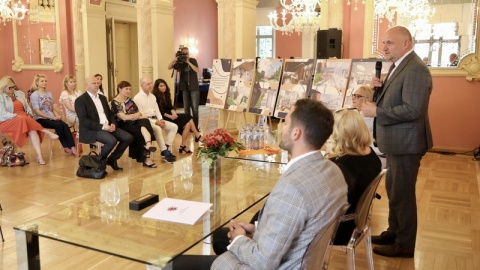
left=0, top=76, right=59, bottom=165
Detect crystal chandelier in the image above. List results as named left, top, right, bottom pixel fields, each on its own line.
left=374, top=0, right=434, bottom=27
left=268, top=0, right=322, bottom=35
left=0, top=0, right=29, bottom=25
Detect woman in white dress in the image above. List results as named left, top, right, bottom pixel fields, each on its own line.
left=59, top=75, right=81, bottom=126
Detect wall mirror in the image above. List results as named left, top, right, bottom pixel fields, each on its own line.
left=371, top=0, right=478, bottom=69
left=12, top=0, right=63, bottom=72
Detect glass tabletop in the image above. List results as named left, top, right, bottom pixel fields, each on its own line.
left=226, top=148, right=289, bottom=164
left=14, top=158, right=282, bottom=267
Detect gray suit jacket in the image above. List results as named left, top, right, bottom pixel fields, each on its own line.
left=376, top=51, right=433, bottom=155
left=212, top=151, right=348, bottom=270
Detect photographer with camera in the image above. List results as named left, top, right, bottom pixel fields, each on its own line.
left=168, top=47, right=200, bottom=131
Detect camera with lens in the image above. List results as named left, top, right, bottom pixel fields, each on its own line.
left=173, top=48, right=189, bottom=70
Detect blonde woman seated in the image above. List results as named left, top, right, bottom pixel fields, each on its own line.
left=351, top=85, right=375, bottom=131
left=327, top=108, right=382, bottom=245
left=59, top=75, right=81, bottom=126
left=111, top=81, right=157, bottom=168
left=30, top=74, right=78, bottom=156
left=0, top=76, right=58, bottom=165
left=351, top=85, right=386, bottom=166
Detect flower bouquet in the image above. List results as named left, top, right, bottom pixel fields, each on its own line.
left=196, top=128, right=246, bottom=166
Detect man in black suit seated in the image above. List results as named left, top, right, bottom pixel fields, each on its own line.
left=75, top=76, right=133, bottom=171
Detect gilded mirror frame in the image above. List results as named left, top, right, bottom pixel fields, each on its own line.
left=362, top=0, right=480, bottom=81
left=11, top=0, right=64, bottom=73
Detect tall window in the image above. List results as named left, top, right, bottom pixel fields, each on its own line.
left=256, top=26, right=274, bottom=59
left=413, top=22, right=460, bottom=67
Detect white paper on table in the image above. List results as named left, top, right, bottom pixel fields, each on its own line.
left=142, top=198, right=213, bottom=225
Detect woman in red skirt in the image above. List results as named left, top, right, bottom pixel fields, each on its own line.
left=0, top=76, right=58, bottom=165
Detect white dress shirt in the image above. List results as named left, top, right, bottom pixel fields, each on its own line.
left=87, top=91, right=109, bottom=125
left=133, top=90, right=163, bottom=119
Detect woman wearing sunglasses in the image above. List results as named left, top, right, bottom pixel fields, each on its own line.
left=0, top=76, right=59, bottom=165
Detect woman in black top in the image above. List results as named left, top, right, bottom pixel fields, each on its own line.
left=152, top=79, right=202, bottom=154
left=110, top=81, right=157, bottom=167
left=327, top=108, right=382, bottom=245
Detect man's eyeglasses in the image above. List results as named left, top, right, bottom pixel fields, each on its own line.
left=334, top=107, right=359, bottom=114
left=8, top=86, right=17, bottom=90
left=351, top=94, right=364, bottom=100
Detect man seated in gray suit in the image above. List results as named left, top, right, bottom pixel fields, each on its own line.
left=173, top=99, right=348, bottom=270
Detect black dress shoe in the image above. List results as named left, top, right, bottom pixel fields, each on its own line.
left=106, top=159, right=123, bottom=171
left=373, top=243, right=414, bottom=258
left=371, top=231, right=396, bottom=245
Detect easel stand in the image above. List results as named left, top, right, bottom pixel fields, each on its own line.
left=225, top=111, right=247, bottom=138
left=252, top=113, right=273, bottom=131
left=203, top=107, right=223, bottom=134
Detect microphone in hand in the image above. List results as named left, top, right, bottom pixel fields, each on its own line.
left=373, top=61, right=382, bottom=102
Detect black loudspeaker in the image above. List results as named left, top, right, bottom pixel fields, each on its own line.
left=317, top=29, right=342, bottom=59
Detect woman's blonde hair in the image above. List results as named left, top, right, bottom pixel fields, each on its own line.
left=355, top=85, right=374, bottom=102
left=63, top=75, right=76, bottom=92
left=30, top=74, right=47, bottom=90
left=328, top=109, right=373, bottom=157
left=0, top=76, right=16, bottom=93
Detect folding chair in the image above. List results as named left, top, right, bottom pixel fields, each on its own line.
left=300, top=203, right=350, bottom=270
left=1, top=203, right=4, bottom=242
left=326, top=169, right=388, bottom=270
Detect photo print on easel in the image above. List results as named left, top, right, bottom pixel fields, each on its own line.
left=206, top=59, right=232, bottom=109
left=274, top=58, right=315, bottom=118
left=225, top=59, right=256, bottom=112
left=248, top=58, right=283, bottom=116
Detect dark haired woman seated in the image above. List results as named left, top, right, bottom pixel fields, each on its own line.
left=152, top=78, right=203, bottom=154
left=110, top=81, right=157, bottom=168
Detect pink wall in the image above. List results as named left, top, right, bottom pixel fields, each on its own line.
left=429, top=77, right=480, bottom=149
left=173, top=0, right=218, bottom=74
left=0, top=1, right=75, bottom=104
left=275, top=32, right=302, bottom=58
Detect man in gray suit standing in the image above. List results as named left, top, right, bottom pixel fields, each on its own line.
left=361, top=26, right=433, bottom=258
left=210, top=99, right=347, bottom=269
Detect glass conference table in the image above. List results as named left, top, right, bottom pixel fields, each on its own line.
left=14, top=158, right=284, bottom=270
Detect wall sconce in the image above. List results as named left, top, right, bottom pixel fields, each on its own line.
left=184, top=37, right=199, bottom=57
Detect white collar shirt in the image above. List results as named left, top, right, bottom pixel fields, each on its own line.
left=87, top=91, right=109, bottom=125
left=133, top=90, right=162, bottom=120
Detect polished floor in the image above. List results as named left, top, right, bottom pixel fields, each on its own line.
left=1, top=106, right=479, bottom=269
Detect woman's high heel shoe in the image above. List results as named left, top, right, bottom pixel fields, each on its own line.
left=195, top=135, right=203, bottom=143
left=36, top=157, right=46, bottom=165
left=179, top=145, right=193, bottom=154
left=145, top=141, right=156, bottom=152
left=143, top=161, right=157, bottom=168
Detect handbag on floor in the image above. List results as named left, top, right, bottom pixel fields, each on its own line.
left=76, top=151, right=107, bottom=179
left=6, top=152, right=28, bottom=167
left=0, top=145, right=14, bottom=166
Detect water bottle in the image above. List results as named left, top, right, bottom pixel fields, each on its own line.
left=263, top=125, right=270, bottom=147
left=245, top=124, right=252, bottom=149
left=258, top=125, right=265, bottom=149
left=239, top=124, right=246, bottom=146
left=252, top=124, right=259, bottom=150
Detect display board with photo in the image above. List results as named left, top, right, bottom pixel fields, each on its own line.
left=310, top=59, right=352, bottom=111
left=343, top=59, right=393, bottom=108
left=274, top=59, right=315, bottom=118
left=206, top=59, right=232, bottom=109
left=225, top=59, right=256, bottom=112
left=248, top=58, right=283, bottom=116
